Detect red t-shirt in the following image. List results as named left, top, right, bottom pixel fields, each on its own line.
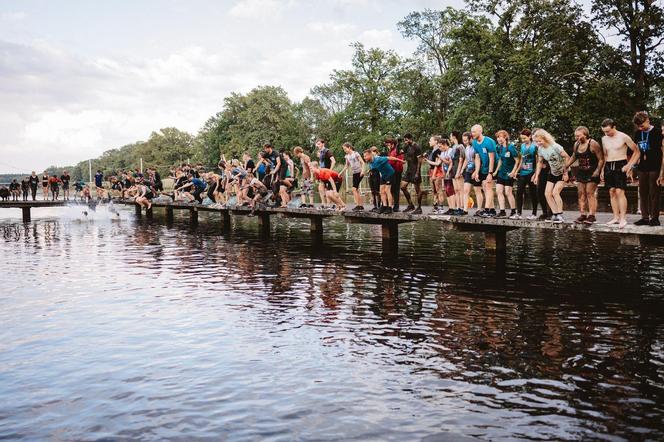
left=389, top=147, right=404, bottom=173
left=315, top=168, right=342, bottom=182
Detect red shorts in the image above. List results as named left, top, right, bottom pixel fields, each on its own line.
left=444, top=179, right=455, bottom=197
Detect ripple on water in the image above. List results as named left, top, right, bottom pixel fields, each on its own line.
left=0, top=208, right=663, bottom=440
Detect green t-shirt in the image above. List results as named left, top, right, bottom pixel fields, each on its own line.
left=538, top=143, right=566, bottom=176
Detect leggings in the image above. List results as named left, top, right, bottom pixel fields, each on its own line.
left=537, top=168, right=552, bottom=217
left=391, top=170, right=402, bottom=209
left=516, top=174, right=538, bottom=215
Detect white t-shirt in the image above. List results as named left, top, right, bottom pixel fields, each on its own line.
left=345, top=151, right=363, bottom=174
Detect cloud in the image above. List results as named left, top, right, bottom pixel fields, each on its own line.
left=358, top=29, right=395, bottom=50
left=0, top=11, right=27, bottom=21
left=228, top=0, right=296, bottom=19
left=306, top=22, right=356, bottom=34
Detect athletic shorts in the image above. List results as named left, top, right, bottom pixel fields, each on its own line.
left=352, top=172, right=362, bottom=189
left=301, top=179, right=313, bottom=196
left=402, top=170, right=421, bottom=184
left=497, top=177, right=514, bottom=187
left=547, top=173, right=563, bottom=184
left=604, top=160, right=628, bottom=190
left=380, top=175, right=393, bottom=186
left=576, top=170, right=600, bottom=184
left=431, top=167, right=444, bottom=179
left=444, top=179, right=455, bottom=197
left=463, top=170, right=481, bottom=186
left=324, top=180, right=342, bottom=192
left=369, top=172, right=380, bottom=192
left=479, top=172, right=489, bottom=183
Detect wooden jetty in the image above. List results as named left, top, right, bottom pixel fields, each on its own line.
left=2, top=200, right=663, bottom=255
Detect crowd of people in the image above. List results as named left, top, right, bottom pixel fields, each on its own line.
left=4, top=112, right=662, bottom=228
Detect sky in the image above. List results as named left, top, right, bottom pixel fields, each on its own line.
left=0, top=0, right=469, bottom=173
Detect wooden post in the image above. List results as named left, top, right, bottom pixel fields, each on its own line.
left=165, top=207, right=174, bottom=223
left=190, top=208, right=198, bottom=226
left=22, top=207, right=31, bottom=222
left=381, top=222, right=399, bottom=253
left=134, top=204, right=142, bottom=218
left=310, top=216, right=323, bottom=234
left=485, top=230, right=507, bottom=253
left=258, top=213, right=270, bottom=235
left=221, top=210, right=231, bottom=232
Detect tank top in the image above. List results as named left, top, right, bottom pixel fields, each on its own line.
left=575, top=139, right=599, bottom=172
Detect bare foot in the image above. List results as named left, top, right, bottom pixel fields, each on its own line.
left=618, top=219, right=627, bottom=229
left=606, top=218, right=619, bottom=226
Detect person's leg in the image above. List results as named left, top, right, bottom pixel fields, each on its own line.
left=516, top=176, right=525, bottom=215
left=463, top=182, right=472, bottom=213
left=648, top=171, right=660, bottom=223
left=474, top=186, right=484, bottom=212
left=392, top=171, right=401, bottom=210
left=537, top=171, right=550, bottom=218
left=608, top=188, right=619, bottom=223
left=527, top=179, right=538, bottom=216
left=385, top=183, right=394, bottom=208
left=616, top=188, right=628, bottom=227
left=577, top=182, right=587, bottom=217
left=318, top=182, right=327, bottom=206
left=506, top=185, right=515, bottom=210
left=496, top=183, right=505, bottom=211
left=552, top=181, right=565, bottom=214
left=544, top=181, right=557, bottom=215
left=484, top=180, right=495, bottom=211
left=586, top=182, right=598, bottom=217
left=638, top=172, right=650, bottom=221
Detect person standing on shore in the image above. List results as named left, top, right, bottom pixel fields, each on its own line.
left=532, top=129, right=571, bottom=224
left=600, top=118, right=640, bottom=228
left=632, top=111, right=663, bottom=226
left=28, top=172, right=39, bottom=201
left=400, top=134, right=424, bottom=214
left=470, top=124, right=497, bottom=217
left=566, top=126, right=604, bottom=224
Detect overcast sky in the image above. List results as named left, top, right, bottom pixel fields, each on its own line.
left=0, top=0, right=475, bottom=173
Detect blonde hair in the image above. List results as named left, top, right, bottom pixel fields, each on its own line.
left=533, top=128, right=556, bottom=146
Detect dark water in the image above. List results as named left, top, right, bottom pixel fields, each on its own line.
left=1, top=206, right=663, bottom=441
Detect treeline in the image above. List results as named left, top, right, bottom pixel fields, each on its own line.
left=54, top=0, right=663, bottom=180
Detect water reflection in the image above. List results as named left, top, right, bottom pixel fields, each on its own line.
left=0, top=208, right=663, bottom=440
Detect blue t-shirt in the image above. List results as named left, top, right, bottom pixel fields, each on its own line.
left=472, top=136, right=497, bottom=174
left=497, top=144, right=519, bottom=180
left=191, top=178, right=206, bottom=191
left=369, top=156, right=395, bottom=180
left=94, top=173, right=103, bottom=187
left=519, top=143, right=537, bottom=176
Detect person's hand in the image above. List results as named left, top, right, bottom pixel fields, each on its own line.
left=658, top=175, right=664, bottom=186
left=531, top=174, right=538, bottom=184
left=621, top=164, right=630, bottom=174
left=563, top=171, right=569, bottom=183
left=472, top=171, right=478, bottom=181
left=600, top=171, right=605, bottom=182
left=486, top=173, right=493, bottom=183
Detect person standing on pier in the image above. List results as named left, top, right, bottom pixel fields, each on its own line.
left=451, top=131, right=466, bottom=216
left=363, top=149, right=405, bottom=215
left=512, top=129, right=538, bottom=220
left=400, top=133, right=425, bottom=214
left=29, top=172, right=39, bottom=201
left=470, top=125, right=497, bottom=217
left=532, top=129, right=571, bottom=224
left=385, top=138, right=404, bottom=212
left=316, top=138, right=336, bottom=209
left=310, top=163, right=346, bottom=211
left=49, top=175, right=60, bottom=201
left=9, top=179, right=20, bottom=201
left=632, top=111, right=663, bottom=226
left=566, top=127, right=603, bottom=224
left=461, top=132, right=482, bottom=217
left=41, top=172, right=49, bottom=200
left=293, top=146, right=315, bottom=208
left=600, top=119, right=640, bottom=228
left=60, top=171, right=71, bottom=201
left=340, top=142, right=366, bottom=211
left=20, top=177, right=29, bottom=201
left=494, top=130, right=518, bottom=218
left=94, top=170, right=104, bottom=200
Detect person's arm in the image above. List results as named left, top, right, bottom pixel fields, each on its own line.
left=494, top=156, right=502, bottom=176
left=339, top=157, right=349, bottom=175
left=455, top=150, right=465, bottom=178
left=565, top=144, right=577, bottom=168
left=472, top=153, right=481, bottom=180
left=532, top=156, right=543, bottom=183
left=327, top=177, right=336, bottom=191
left=591, top=140, right=604, bottom=177
left=358, top=154, right=366, bottom=176
left=560, top=148, right=572, bottom=180
left=272, top=156, right=282, bottom=175
left=487, top=151, right=495, bottom=182
left=511, top=150, right=522, bottom=178
left=329, top=153, right=336, bottom=170
left=624, top=134, right=640, bottom=172
left=387, top=156, right=406, bottom=163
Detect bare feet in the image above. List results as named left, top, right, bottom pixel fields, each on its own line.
left=606, top=218, right=619, bottom=226
left=618, top=219, right=627, bottom=229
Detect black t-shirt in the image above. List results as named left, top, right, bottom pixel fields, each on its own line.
left=29, top=176, right=39, bottom=187
left=245, top=159, right=256, bottom=173
left=405, top=143, right=421, bottom=172
left=60, top=175, right=70, bottom=186
left=634, top=123, right=663, bottom=172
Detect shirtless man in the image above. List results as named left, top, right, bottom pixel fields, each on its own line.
left=600, top=118, right=640, bottom=228
left=293, top=146, right=315, bottom=208
left=566, top=126, right=604, bottom=224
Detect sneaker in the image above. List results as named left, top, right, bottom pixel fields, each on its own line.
left=444, top=209, right=455, bottom=215
left=545, top=215, right=555, bottom=223
left=393, top=207, right=400, bottom=213
left=299, top=203, right=307, bottom=209
left=584, top=215, right=596, bottom=224
left=412, top=207, right=422, bottom=215
left=356, top=205, right=365, bottom=211
left=495, top=210, right=507, bottom=218
left=383, top=207, right=393, bottom=215
left=455, top=209, right=465, bottom=216
left=370, top=207, right=380, bottom=213
left=510, top=213, right=522, bottom=220
left=575, top=215, right=588, bottom=224
left=538, top=214, right=548, bottom=221
left=650, top=218, right=661, bottom=226
left=403, top=204, right=415, bottom=213
left=474, top=210, right=485, bottom=217
left=634, top=218, right=650, bottom=226
left=553, top=214, right=565, bottom=224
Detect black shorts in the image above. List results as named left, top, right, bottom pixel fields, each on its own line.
left=324, top=180, right=342, bottom=192
left=352, top=172, right=362, bottom=189
left=479, top=172, right=488, bottom=183
left=380, top=175, right=393, bottom=185
left=402, top=170, right=421, bottom=184
left=463, top=170, right=481, bottom=186
left=369, top=172, right=380, bottom=192
left=496, top=177, right=514, bottom=187
left=604, top=160, right=627, bottom=190
left=547, top=173, right=563, bottom=184
left=575, top=170, right=600, bottom=184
